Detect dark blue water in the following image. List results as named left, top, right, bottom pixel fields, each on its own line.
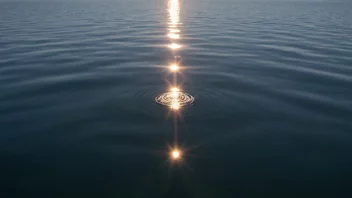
left=1, top=0, right=352, bottom=197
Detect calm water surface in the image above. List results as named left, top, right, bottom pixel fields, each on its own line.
left=1, top=0, right=352, bottom=197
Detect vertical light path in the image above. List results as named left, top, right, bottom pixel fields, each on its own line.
left=168, top=0, right=182, bottom=161
left=155, top=0, right=194, bottom=161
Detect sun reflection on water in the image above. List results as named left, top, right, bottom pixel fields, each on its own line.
left=155, top=90, right=194, bottom=110
left=170, top=87, right=180, bottom=92
left=169, top=29, right=180, bottom=33
left=167, top=33, right=180, bottom=39
left=168, top=0, right=180, bottom=26
left=171, top=148, right=181, bottom=160
left=171, top=102, right=180, bottom=110
left=169, top=43, right=181, bottom=49
left=169, top=64, right=179, bottom=72
left=155, top=0, right=195, bottom=162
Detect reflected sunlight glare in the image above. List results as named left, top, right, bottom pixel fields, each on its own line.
left=169, top=64, right=179, bottom=71
left=155, top=91, right=194, bottom=108
left=171, top=102, right=180, bottom=110
left=169, top=29, right=180, bottom=33
left=170, top=87, right=180, bottom=92
left=157, top=0, right=194, bottom=162
left=168, top=0, right=180, bottom=26
left=171, top=91, right=179, bottom=98
left=169, top=43, right=181, bottom=49
left=168, top=33, right=180, bottom=39
left=171, top=149, right=181, bottom=160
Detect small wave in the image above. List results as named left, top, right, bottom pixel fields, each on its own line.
left=155, top=91, right=194, bottom=107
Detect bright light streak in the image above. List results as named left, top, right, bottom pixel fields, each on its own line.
left=169, top=43, right=181, bottom=49
left=169, top=64, right=179, bottom=71
left=155, top=91, right=194, bottom=108
left=170, top=87, right=180, bottom=98
left=168, top=33, right=180, bottom=39
left=170, top=87, right=180, bottom=92
left=171, top=102, right=180, bottom=110
left=169, top=29, right=180, bottom=33
left=171, top=92, right=179, bottom=98
left=171, top=149, right=181, bottom=160
left=168, top=0, right=179, bottom=25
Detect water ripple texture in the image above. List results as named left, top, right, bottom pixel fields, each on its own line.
left=155, top=91, right=194, bottom=108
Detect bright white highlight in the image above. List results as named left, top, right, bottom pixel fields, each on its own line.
left=168, top=0, right=180, bottom=26
left=168, top=33, right=180, bottom=39
left=171, top=149, right=181, bottom=159
left=169, top=43, right=181, bottom=49
left=170, top=64, right=179, bottom=71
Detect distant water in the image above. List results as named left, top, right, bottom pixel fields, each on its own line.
left=1, top=0, right=352, bottom=197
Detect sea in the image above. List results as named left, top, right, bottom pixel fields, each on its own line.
left=1, top=0, right=352, bottom=197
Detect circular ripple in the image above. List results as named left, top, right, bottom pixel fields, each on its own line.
left=155, top=92, right=194, bottom=107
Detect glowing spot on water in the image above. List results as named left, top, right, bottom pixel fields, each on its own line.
left=171, top=92, right=179, bottom=98
left=170, top=87, right=180, bottom=98
left=169, top=64, right=179, bottom=72
left=169, top=0, right=180, bottom=25
left=169, top=43, right=181, bottom=49
left=171, top=149, right=181, bottom=159
left=170, top=87, right=180, bottom=92
left=168, top=33, right=180, bottom=39
left=169, top=29, right=180, bottom=33
left=155, top=91, right=194, bottom=108
left=171, top=102, right=180, bottom=110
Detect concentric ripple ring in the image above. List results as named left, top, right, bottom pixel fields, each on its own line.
left=155, top=92, right=194, bottom=107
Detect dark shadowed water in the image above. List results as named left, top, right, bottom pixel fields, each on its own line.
left=1, top=0, right=352, bottom=197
